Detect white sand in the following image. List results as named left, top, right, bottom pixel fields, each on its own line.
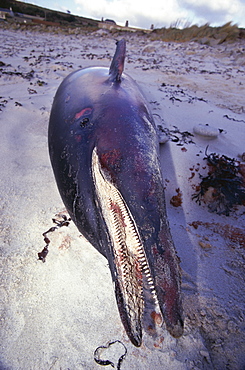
left=0, top=26, right=245, bottom=369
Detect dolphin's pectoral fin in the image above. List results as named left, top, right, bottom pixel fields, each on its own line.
left=92, top=147, right=159, bottom=346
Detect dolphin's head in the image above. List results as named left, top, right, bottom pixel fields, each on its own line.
left=49, top=65, right=157, bottom=245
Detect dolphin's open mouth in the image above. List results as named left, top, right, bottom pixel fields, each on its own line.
left=92, top=147, right=159, bottom=346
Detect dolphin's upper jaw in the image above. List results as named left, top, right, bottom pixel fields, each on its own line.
left=92, top=146, right=161, bottom=346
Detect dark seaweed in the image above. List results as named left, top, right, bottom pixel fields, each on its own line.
left=94, top=340, right=127, bottom=370
left=193, top=150, right=245, bottom=215
left=38, top=214, right=71, bottom=262
left=0, top=69, right=35, bottom=80
left=157, top=124, right=195, bottom=146
left=223, top=114, right=245, bottom=123
left=38, top=246, right=49, bottom=262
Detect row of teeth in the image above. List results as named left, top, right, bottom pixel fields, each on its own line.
left=109, top=188, right=158, bottom=301
left=92, top=149, right=144, bottom=312
left=92, top=146, right=157, bottom=307
left=108, top=195, right=142, bottom=293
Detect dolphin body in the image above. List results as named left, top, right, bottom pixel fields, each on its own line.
left=48, top=39, right=183, bottom=346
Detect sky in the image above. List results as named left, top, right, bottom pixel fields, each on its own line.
left=19, top=0, right=245, bottom=29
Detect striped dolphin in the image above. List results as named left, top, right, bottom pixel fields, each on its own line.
left=48, top=39, right=183, bottom=346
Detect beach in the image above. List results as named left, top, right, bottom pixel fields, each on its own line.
left=0, top=25, right=245, bottom=369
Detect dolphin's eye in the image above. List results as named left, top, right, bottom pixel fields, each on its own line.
left=74, top=107, right=93, bottom=127
left=80, top=117, right=90, bottom=126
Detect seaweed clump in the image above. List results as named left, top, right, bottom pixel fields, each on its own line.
left=193, top=151, right=245, bottom=215
left=157, top=124, right=195, bottom=146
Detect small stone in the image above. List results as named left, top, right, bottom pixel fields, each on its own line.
left=199, top=241, right=212, bottom=249
left=170, top=188, right=182, bottom=207
left=157, top=125, right=169, bottom=144
left=158, top=132, right=169, bottom=144
left=193, top=124, right=219, bottom=138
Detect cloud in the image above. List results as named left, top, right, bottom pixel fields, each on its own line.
left=181, top=0, right=245, bottom=26
left=22, top=0, right=245, bottom=28
left=74, top=0, right=245, bottom=28
left=74, top=0, right=189, bottom=28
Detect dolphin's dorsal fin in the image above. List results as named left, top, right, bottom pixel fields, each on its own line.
left=109, top=39, right=126, bottom=82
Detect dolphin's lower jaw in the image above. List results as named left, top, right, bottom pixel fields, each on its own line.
left=92, top=147, right=154, bottom=346
left=92, top=147, right=182, bottom=346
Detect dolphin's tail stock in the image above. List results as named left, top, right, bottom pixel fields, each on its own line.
left=109, top=39, right=126, bottom=82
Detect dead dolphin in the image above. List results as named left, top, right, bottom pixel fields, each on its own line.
left=48, top=39, right=183, bottom=346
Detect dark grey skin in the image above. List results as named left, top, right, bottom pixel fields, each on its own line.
left=48, top=39, right=183, bottom=347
